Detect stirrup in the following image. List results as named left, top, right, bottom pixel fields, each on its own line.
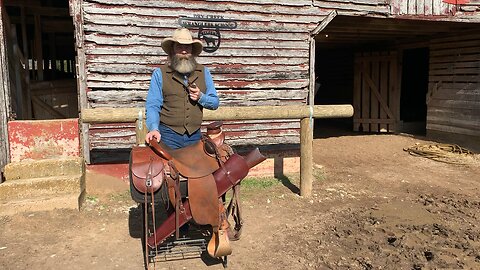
left=207, top=229, right=232, bottom=258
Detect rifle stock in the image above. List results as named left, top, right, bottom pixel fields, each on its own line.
left=147, top=148, right=266, bottom=247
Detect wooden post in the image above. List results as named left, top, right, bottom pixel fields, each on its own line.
left=34, top=15, right=43, bottom=81
left=135, top=110, right=147, bottom=146
left=20, top=7, right=31, bottom=119
left=49, top=33, right=56, bottom=79
left=0, top=4, right=11, bottom=169
left=300, top=117, right=313, bottom=197
left=71, top=0, right=90, bottom=163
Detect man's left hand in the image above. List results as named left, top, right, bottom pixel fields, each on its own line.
left=188, top=84, right=202, bottom=101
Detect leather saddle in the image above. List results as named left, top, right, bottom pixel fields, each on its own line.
left=149, top=139, right=220, bottom=178
left=130, top=122, right=233, bottom=258
left=130, top=127, right=223, bottom=196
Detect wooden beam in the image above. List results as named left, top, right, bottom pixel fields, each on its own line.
left=309, top=37, right=315, bottom=106
left=311, top=10, right=337, bottom=36
left=48, top=33, right=56, bottom=79
left=81, top=105, right=354, bottom=123
left=20, top=7, right=32, bottom=118
left=70, top=0, right=90, bottom=163
left=0, top=4, right=12, bottom=169
left=31, top=96, right=67, bottom=119
left=300, top=117, right=313, bottom=197
left=135, top=119, right=147, bottom=147
left=13, top=44, right=25, bottom=119
left=34, top=14, right=43, bottom=80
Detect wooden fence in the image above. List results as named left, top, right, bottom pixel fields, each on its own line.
left=81, top=104, right=354, bottom=197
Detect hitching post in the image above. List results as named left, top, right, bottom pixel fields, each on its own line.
left=81, top=105, right=354, bottom=198
left=300, top=116, right=313, bottom=197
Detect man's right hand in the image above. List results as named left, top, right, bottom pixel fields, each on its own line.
left=145, top=130, right=161, bottom=143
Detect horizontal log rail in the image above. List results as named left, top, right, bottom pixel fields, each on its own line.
left=81, top=105, right=354, bottom=197
left=81, top=105, right=353, bottom=123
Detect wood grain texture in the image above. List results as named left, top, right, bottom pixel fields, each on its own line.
left=75, top=0, right=480, bottom=151
left=300, top=117, right=313, bottom=197
left=81, top=105, right=354, bottom=123
left=0, top=4, right=11, bottom=168
left=427, top=33, right=480, bottom=139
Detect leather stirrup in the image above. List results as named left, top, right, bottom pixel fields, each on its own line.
left=207, top=228, right=232, bottom=258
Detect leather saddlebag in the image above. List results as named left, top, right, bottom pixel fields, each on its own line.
left=130, top=146, right=165, bottom=194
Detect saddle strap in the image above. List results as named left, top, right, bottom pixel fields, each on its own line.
left=143, top=192, right=149, bottom=269
left=226, top=184, right=243, bottom=241
left=165, top=162, right=184, bottom=240
left=175, top=176, right=183, bottom=240
left=150, top=188, right=157, bottom=269
left=143, top=189, right=157, bottom=270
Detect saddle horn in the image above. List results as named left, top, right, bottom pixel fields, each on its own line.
left=149, top=139, right=173, bottom=160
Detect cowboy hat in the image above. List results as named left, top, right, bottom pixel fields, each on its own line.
left=161, top=28, right=203, bottom=56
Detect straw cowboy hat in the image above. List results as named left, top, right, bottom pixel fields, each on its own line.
left=161, top=28, right=203, bottom=56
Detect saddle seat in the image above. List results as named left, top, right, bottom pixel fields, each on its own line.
left=150, top=139, right=220, bottom=178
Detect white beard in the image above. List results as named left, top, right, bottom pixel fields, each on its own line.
left=171, top=55, right=197, bottom=74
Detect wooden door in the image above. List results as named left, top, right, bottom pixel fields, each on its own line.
left=353, top=51, right=400, bottom=133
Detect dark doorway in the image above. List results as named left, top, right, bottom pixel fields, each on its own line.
left=313, top=49, right=355, bottom=138
left=399, top=48, right=429, bottom=135
left=4, top=0, right=78, bottom=120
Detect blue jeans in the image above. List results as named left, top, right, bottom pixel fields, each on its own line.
left=158, top=123, right=201, bottom=149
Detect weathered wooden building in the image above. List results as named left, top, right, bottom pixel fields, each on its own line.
left=1, top=0, right=479, bottom=168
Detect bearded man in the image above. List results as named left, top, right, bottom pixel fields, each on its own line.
left=145, top=28, right=219, bottom=148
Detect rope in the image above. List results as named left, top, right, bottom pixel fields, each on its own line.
left=403, top=143, right=477, bottom=165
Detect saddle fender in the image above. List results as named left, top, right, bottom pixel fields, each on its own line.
left=188, top=174, right=219, bottom=226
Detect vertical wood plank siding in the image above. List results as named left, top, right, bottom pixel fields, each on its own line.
left=390, top=0, right=480, bottom=17
left=390, top=0, right=454, bottom=15
left=83, top=0, right=390, bottom=149
left=427, top=33, right=480, bottom=137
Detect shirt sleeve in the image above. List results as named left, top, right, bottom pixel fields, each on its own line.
left=145, top=68, right=163, bottom=132
left=198, top=67, right=220, bottom=110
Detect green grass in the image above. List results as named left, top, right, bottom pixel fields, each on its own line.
left=222, top=176, right=283, bottom=201
left=313, top=167, right=326, bottom=181
left=240, top=177, right=282, bottom=190
left=85, top=194, right=99, bottom=203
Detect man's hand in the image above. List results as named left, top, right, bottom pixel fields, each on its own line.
left=188, top=84, right=202, bottom=101
left=145, top=130, right=161, bottom=143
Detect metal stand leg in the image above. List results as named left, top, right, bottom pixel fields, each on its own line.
left=222, top=255, right=228, bottom=268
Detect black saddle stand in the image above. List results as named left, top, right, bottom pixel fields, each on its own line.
left=140, top=191, right=229, bottom=268
left=147, top=227, right=228, bottom=268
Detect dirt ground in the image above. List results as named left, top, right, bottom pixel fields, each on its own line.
left=1, top=133, right=479, bottom=270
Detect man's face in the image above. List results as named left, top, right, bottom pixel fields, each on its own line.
left=173, top=43, right=192, bottom=59
left=170, top=43, right=196, bottom=74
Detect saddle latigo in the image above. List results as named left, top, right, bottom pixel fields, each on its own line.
left=129, top=121, right=266, bottom=258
